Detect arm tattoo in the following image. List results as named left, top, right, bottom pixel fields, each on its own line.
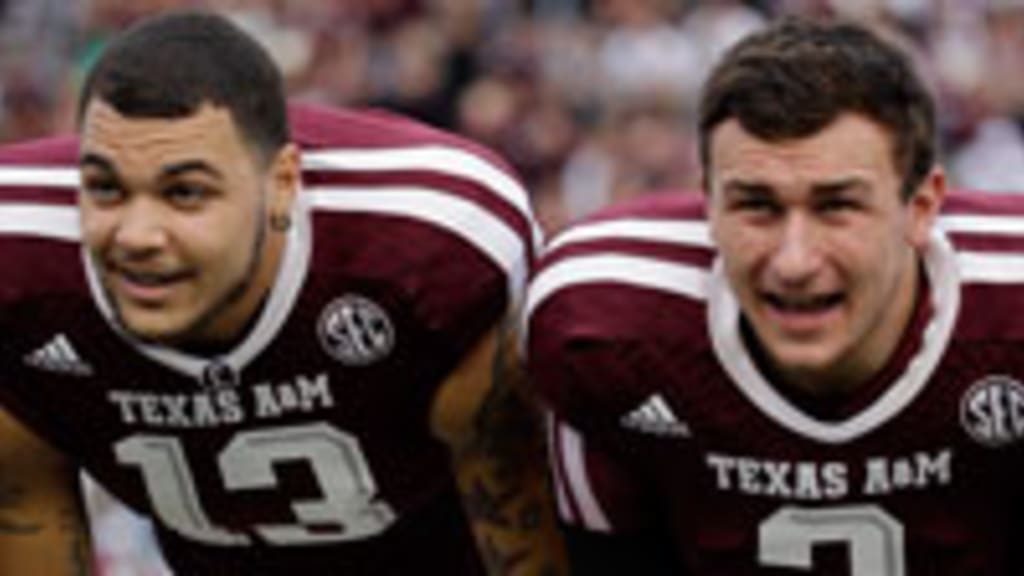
left=0, top=474, right=92, bottom=574
left=59, top=504, right=92, bottom=576
left=457, top=327, right=566, bottom=575
left=0, top=481, right=41, bottom=535
left=463, top=476, right=515, bottom=528
left=467, top=327, right=544, bottom=463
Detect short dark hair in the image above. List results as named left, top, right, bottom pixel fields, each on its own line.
left=77, top=10, right=289, bottom=161
left=698, top=18, right=936, bottom=200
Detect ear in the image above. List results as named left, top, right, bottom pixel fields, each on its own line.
left=268, top=143, right=301, bottom=220
left=905, top=166, right=946, bottom=250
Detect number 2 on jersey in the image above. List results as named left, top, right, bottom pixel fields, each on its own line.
left=759, top=505, right=905, bottom=575
left=116, top=422, right=397, bottom=545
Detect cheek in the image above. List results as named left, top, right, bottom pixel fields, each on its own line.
left=186, top=203, right=256, bottom=245
left=191, top=229, right=242, bottom=268
left=191, top=215, right=260, bottom=274
left=840, top=237, right=904, bottom=302
left=717, top=227, right=768, bottom=275
left=79, top=209, right=116, bottom=250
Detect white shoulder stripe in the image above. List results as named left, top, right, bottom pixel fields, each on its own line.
left=940, top=214, right=1024, bottom=236
left=0, top=204, right=80, bottom=241
left=303, top=146, right=543, bottom=253
left=554, top=420, right=612, bottom=532
left=545, top=413, right=575, bottom=523
left=958, top=251, right=1024, bottom=284
left=548, top=218, right=712, bottom=252
left=307, top=186, right=527, bottom=307
left=526, top=254, right=709, bottom=330
left=0, top=166, right=78, bottom=188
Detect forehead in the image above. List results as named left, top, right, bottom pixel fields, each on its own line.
left=708, top=114, right=898, bottom=188
left=79, top=100, right=252, bottom=172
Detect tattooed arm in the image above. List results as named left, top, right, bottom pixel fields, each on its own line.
left=432, top=324, right=568, bottom=576
left=0, top=407, right=93, bottom=575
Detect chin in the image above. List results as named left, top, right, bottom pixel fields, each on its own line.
left=116, top=310, right=192, bottom=345
left=766, top=343, right=842, bottom=378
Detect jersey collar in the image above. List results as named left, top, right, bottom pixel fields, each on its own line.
left=707, top=227, right=960, bottom=444
left=82, top=190, right=313, bottom=385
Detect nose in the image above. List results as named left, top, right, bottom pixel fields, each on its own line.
left=770, top=213, right=822, bottom=285
left=112, top=198, right=169, bottom=256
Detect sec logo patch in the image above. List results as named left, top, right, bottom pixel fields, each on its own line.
left=960, top=374, right=1024, bottom=447
left=318, top=295, right=395, bottom=366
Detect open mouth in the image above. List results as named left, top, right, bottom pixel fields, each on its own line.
left=759, top=291, right=846, bottom=335
left=118, top=268, right=190, bottom=286
left=763, top=292, right=844, bottom=313
left=110, top=265, right=193, bottom=304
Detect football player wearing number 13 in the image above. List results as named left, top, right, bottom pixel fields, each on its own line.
left=527, top=17, right=1024, bottom=576
left=0, top=9, right=567, bottom=576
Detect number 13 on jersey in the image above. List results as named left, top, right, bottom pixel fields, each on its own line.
left=116, top=422, right=398, bottom=545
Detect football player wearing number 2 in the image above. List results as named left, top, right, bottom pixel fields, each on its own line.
left=0, top=10, right=566, bottom=576
left=528, top=17, right=1024, bottom=575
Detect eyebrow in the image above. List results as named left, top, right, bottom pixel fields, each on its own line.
left=161, top=159, right=224, bottom=181
left=720, top=179, right=773, bottom=197
left=79, top=153, right=225, bottom=181
left=79, top=152, right=116, bottom=174
left=809, top=177, right=868, bottom=195
left=720, top=176, right=869, bottom=197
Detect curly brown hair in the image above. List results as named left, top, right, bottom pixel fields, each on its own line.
left=698, top=17, right=936, bottom=200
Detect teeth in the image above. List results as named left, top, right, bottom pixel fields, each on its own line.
left=122, top=271, right=176, bottom=285
left=770, top=294, right=840, bottom=311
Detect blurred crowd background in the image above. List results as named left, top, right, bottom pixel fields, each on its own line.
left=2, top=0, right=1023, bottom=237
left=1, top=1, right=1022, bottom=574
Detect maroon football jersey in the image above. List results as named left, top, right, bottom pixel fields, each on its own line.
left=527, top=191, right=1024, bottom=575
left=0, top=102, right=540, bottom=574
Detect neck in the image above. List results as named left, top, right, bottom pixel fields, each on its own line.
left=193, top=225, right=288, bottom=353
left=758, top=255, right=924, bottom=398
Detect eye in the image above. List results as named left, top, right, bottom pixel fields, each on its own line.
left=81, top=178, right=124, bottom=205
left=817, top=197, right=859, bottom=214
left=163, top=182, right=210, bottom=207
left=732, top=196, right=781, bottom=216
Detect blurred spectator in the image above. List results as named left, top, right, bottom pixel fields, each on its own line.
left=946, top=0, right=1024, bottom=191
left=681, top=0, right=766, bottom=101
left=593, top=0, right=702, bottom=108
left=950, top=116, right=1024, bottom=191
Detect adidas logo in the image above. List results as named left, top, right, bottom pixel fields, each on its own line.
left=620, top=394, right=691, bottom=438
left=23, top=334, right=94, bottom=377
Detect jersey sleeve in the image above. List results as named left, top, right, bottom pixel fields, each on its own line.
left=525, top=192, right=712, bottom=537
left=0, top=135, right=83, bottom=450
left=547, top=413, right=655, bottom=534
left=528, top=285, right=669, bottom=536
left=293, top=101, right=542, bottom=378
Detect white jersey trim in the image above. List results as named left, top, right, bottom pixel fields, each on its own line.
left=308, top=186, right=528, bottom=310
left=939, top=214, right=1024, bottom=236
left=0, top=166, right=78, bottom=188
left=524, top=254, right=709, bottom=340
left=937, top=213, right=1024, bottom=280
left=83, top=193, right=313, bottom=380
left=546, top=412, right=575, bottom=523
left=0, top=204, right=80, bottom=241
left=940, top=214, right=1024, bottom=283
left=547, top=218, right=712, bottom=252
left=554, top=419, right=612, bottom=532
left=303, top=146, right=544, bottom=256
left=958, top=252, right=1024, bottom=284
left=709, top=227, right=961, bottom=444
